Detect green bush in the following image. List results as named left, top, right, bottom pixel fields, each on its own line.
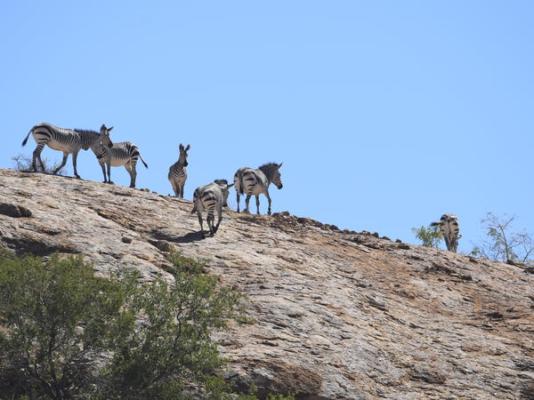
left=0, top=253, right=127, bottom=399
left=412, top=224, right=443, bottom=248
left=0, top=252, right=241, bottom=400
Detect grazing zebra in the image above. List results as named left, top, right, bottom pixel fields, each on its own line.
left=21, top=123, right=113, bottom=179
left=168, top=144, right=190, bottom=198
left=431, top=214, right=461, bottom=253
left=192, top=179, right=234, bottom=238
left=234, top=162, right=283, bottom=215
left=94, top=130, right=148, bottom=188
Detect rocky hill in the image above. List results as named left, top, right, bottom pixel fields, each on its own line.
left=0, top=169, right=532, bottom=400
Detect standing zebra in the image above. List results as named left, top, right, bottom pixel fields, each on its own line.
left=168, top=144, right=190, bottom=198
left=192, top=179, right=234, bottom=238
left=21, top=123, right=113, bottom=179
left=234, top=162, right=283, bottom=216
left=431, top=214, right=461, bottom=253
left=94, top=129, right=148, bottom=188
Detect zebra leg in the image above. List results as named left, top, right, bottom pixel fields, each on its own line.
left=99, top=161, right=108, bottom=183
left=128, top=163, right=137, bottom=188
left=244, top=194, right=251, bottom=213
left=32, top=144, right=45, bottom=172
left=107, top=163, right=114, bottom=184
left=170, top=180, right=178, bottom=196
left=444, top=236, right=451, bottom=251
left=255, top=195, right=261, bottom=215
left=53, top=152, right=68, bottom=175
left=72, top=151, right=81, bottom=179
left=207, top=214, right=215, bottom=236
left=197, top=213, right=205, bottom=238
left=236, top=191, right=241, bottom=213
left=214, top=206, right=223, bottom=234
left=265, top=191, right=272, bottom=216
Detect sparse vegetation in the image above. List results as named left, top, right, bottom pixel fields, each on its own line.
left=0, top=251, right=293, bottom=400
left=471, top=213, right=534, bottom=266
left=12, top=154, right=66, bottom=175
left=412, top=224, right=443, bottom=248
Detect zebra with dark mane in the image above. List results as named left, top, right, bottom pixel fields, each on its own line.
left=93, top=129, right=148, bottom=188
left=431, top=214, right=461, bottom=253
left=192, top=179, right=234, bottom=238
left=234, top=162, right=283, bottom=215
left=168, top=144, right=190, bottom=198
left=21, top=123, right=113, bottom=179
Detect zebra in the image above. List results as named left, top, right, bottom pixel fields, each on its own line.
left=168, top=144, right=190, bottom=198
left=94, top=129, right=148, bottom=188
left=431, top=214, right=461, bottom=253
left=234, top=162, right=283, bottom=215
left=192, top=179, right=234, bottom=238
left=21, top=123, right=113, bottom=179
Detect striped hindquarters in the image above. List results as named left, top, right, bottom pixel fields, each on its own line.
left=433, top=214, right=460, bottom=251
left=194, top=184, right=222, bottom=215
left=234, top=168, right=265, bottom=195
left=104, top=142, right=145, bottom=167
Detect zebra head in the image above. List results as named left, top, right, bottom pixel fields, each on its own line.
left=99, top=124, right=114, bottom=148
left=214, top=179, right=235, bottom=207
left=259, top=162, right=284, bottom=189
left=179, top=144, right=190, bottom=167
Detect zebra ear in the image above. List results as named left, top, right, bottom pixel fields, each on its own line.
left=185, top=144, right=190, bottom=151
left=278, top=162, right=283, bottom=169
left=227, top=183, right=235, bottom=188
left=108, top=126, right=113, bottom=132
left=179, top=144, right=184, bottom=151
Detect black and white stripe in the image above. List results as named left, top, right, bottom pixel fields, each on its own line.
left=94, top=139, right=148, bottom=189
left=192, top=179, right=233, bottom=238
left=234, top=162, right=283, bottom=215
left=431, top=214, right=461, bottom=253
left=168, top=144, right=190, bottom=198
left=21, top=123, right=112, bottom=179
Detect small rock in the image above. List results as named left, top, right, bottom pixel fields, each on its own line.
left=411, top=366, right=447, bottom=384
left=0, top=203, right=32, bottom=218
left=121, top=236, right=133, bottom=244
left=367, top=295, right=387, bottom=311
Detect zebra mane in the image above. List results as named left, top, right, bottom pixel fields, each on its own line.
left=73, top=128, right=100, bottom=136
left=258, top=162, right=280, bottom=180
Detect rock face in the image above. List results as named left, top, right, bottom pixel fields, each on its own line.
left=0, top=169, right=532, bottom=400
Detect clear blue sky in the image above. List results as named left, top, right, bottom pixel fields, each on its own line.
left=1, top=1, right=533, bottom=252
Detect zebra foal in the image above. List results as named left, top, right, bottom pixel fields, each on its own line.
left=192, top=179, right=234, bottom=238
left=234, top=162, right=283, bottom=215
left=168, top=144, right=190, bottom=198
left=94, top=129, right=148, bottom=188
left=431, top=214, right=461, bottom=253
left=21, top=123, right=113, bottom=179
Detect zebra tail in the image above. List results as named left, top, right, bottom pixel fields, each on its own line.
left=21, top=128, right=33, bottom=146
left=139, top=154, right=148, bottom=169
